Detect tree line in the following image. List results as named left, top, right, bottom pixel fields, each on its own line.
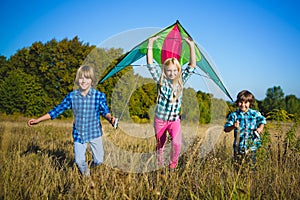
left=0, top=37, right=299, bottom=123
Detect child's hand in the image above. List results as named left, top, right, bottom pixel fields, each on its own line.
left=110, top=117, right=118, bottom=129
left=184, top=37, right=194, bottom=46
left=256, top=127, right=263, bottom=134
left=110, top=117, right=115, bottom=126
left=234, top=120, right=240, bottom=129
left=148, top=36, right=159, bottom=46
left=27, top=119, right=37, bottom=127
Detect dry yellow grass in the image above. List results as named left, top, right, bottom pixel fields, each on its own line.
left=0, top=119, right=299, bottom=199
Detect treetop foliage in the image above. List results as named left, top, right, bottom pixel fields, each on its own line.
left=0, top=37, right=299, bottom=122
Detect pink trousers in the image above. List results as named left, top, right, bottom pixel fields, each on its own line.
left=154, top=116, right=182, bottom=169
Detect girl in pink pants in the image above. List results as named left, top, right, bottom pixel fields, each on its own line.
left=147, top=36, right=196, bottom=169
left=154, top=117, right=182, bottom=169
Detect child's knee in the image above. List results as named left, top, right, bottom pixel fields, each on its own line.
left=74, top=157, right=86, bottom=166
left=172, top=141, right=181, bottom=150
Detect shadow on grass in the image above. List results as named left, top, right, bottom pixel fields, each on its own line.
left=21, top=141, right=74, bottom=170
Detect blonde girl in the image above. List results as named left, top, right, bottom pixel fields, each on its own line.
left=147, top=36, right=196, bottom=169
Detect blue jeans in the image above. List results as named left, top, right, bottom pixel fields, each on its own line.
left=74, top=136, right=104, bottom=176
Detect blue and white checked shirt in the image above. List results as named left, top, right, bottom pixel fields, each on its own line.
left=147, top=64, right=195, bottom=121
left=48, top=88, right=110, bottom=143
left=224, top=108, right=267, bottom=152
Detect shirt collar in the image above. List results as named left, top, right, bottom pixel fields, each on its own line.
left=237, top=108, right=251, bottom=115
left=74, top=87, right=95, bottom=97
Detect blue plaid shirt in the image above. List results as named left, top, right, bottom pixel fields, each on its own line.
left=224, top=108, right=266, bottom=152
left=147, top=64, right=195, bottom=121
left=48, top=88, right=110, bottom=143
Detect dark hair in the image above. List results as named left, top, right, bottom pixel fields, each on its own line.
left=235, top=90, right=255, bottom=107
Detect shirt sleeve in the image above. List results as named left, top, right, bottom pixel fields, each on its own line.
left=146, top=63, right=161, bottom=82
left=98, top=92, right=110, bottom=117
left=256, top=111, right=267, bottom=125
left=48, top=93, right=72, bottom=119
left=224, top=112, right=236, bottom=128
left=182, top=65, right=195, bottom=84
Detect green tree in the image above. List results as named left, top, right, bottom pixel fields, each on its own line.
left=84, top=47, right=124, bottom=80
left=129, top=77, right=156, bottom=121
left=262, top=86, right=285, bottom=114
left=181, top=87, right=199, bottom=122
left=0, top=69, right=48, bottom=115
left=93, top=48, right=133, bottom=107
left=109, top=67, right=137, bottom=120
left=9, top=37, right=94, bottom=107
left=0, top=55, right=9, bottom=78
left=285, top=95, right=300, bottom=116
left=211, top=97, right=228, bottom=123
left=197, top=91, right=212, bottom=124
left=3, top=37, right=130, bottom=117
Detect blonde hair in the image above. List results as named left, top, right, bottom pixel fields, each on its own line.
left=74, top=65, right=96, bottom=87
left=159, top=57, right=183, bottom=101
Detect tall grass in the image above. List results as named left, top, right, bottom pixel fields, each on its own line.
left=0, top=115, right=299, bottom=199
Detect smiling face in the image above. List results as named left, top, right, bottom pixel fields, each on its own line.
left=78, top=75, right=92, bottom=94
left=237, top=100, right=250, bottom=112
left=164, top=64, right=179, bottom=80
left=235, top=90, right=255, bottom=113
left=75, top=66, right=96, bottom=96
left=163, top=57, right=181, bottom=81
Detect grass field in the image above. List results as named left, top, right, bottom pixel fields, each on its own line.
left=0, top=116, right=299, bottom=199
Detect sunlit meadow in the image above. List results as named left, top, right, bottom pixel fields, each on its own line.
left=0, top=112, right=299, bottom=199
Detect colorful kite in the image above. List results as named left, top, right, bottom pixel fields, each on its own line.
left=99, top=20, right=233, bottom=101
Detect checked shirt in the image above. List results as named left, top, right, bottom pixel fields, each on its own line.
left=147, top=64, right=195, bottom=121
left=48, top=88, right=110, bottom=143
left=224, top=108, right=267, bottom=153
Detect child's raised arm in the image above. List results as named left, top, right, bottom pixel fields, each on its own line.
left=184, top=37, right=196, bottom=68
left=147, top=36, right=159, bottom=65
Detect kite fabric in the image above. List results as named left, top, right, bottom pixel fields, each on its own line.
left=99, top=20, right=233, bottom=101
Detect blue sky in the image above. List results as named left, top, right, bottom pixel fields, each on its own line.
left=1, top=0, right=300, bottom=100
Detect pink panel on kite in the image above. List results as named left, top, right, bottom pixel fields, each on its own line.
left=161, top=24, right=182, bottom=64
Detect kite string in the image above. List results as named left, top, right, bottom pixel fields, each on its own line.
left=192, top=67, right=221, bottom=82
